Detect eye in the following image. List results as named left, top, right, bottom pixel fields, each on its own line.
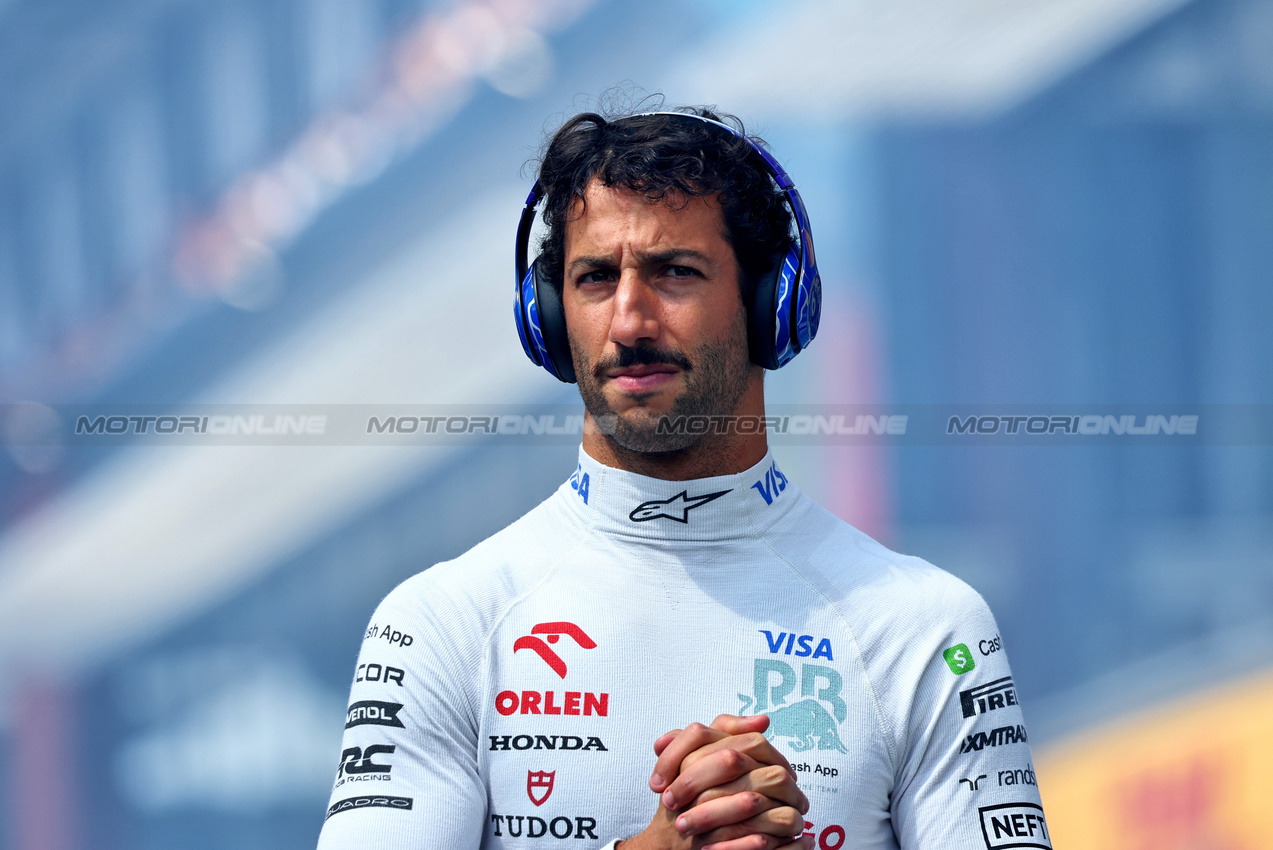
left=577, top=269, right=616, bottom=285
left=665, top=265, right=700, bottom=279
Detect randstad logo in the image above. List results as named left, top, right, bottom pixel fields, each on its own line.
left=751, top=461, right=789, bottom=506
left=738, top=660, right=848, bottom=753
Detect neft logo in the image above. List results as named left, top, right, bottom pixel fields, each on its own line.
left=629, top=490, right=730, bottom=523
left=325, top=795, right=413, bottom=821
left=750, top=461, right=789, bottom=506
left=346, top=700, right=405, bottom=729
left=960, top=677, right=1018, bottom=718
left=514, top=622, right=596, bottom=678
left=978, top=803, right=1051, bottom=849
left=960, top=724, right=1028, bottom=754
left=337, top=744, right=396, bottom=778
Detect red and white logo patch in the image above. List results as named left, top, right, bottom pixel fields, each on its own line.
left=527, top=770, right=555, bottom=806
left=513, top=622, right=596, bottom=678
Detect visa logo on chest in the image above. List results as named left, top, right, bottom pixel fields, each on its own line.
left=751, top=462, right=789, bottom=506
left=760, top=630, right=834, bottom=661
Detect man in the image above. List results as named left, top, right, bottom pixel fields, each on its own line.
left=317, top=108, right=1046, bottom=849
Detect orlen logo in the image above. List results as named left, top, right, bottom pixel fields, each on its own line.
left=514, top=622, right=596, bottom=679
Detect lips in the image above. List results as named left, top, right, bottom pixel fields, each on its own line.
left=606, top=364, right=679, bottom=393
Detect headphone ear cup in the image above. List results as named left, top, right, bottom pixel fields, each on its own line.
left=530, top=258, right=577, bottom=383
left=749, top=245, right=801, bottom=370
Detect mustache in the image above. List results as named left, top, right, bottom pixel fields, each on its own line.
left=593, top=344, right=693, bottom=378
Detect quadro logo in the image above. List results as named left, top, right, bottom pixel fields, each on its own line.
left=943, top=643, right=976, bottom=675
left=325, top=794, right=413, bottom=821
left=978, top=803, right=1051, bottom=849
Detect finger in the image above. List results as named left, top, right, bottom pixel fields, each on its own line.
left=653, top=729, right=683, bottom=758
left=664, top=747, right=766, bottom=810
left=650, top=722, right=731, bottom=793
left=709, top=714, right=770, bottom=737
left=775, top=836, right=816, bottom=850
left=674, top=789, right=775, bottom=836
left=697, top=805, right=806, bottom=845
left=691, top=764, right=810, bottom=814
left=679, top=731, right=794, bottom=782
left=699, top=835, right=789, bottom=850
left=650, top=716, right=772, bottom=791
left=701, top=835, right=814, bottom=850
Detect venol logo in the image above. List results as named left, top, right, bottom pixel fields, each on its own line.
left=738, top=632, right=848, bottom=753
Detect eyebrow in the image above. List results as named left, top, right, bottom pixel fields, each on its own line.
left=567, top=249, right=717, bottom=278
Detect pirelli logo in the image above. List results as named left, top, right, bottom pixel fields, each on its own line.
left=978, top=803, right=1051, bottom=849
left=960, top=676, right=1018, bottom=718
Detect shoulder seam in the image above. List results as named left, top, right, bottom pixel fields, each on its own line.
left=749, top=504, right=903, bottom=775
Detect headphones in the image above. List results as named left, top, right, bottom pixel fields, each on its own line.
left=513, top=112, right=821, bottom=383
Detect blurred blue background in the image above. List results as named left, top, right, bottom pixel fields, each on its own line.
left=0, top=0, right=1271, bottom=847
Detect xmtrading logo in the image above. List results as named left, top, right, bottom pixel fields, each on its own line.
left=513, top=622, right=596, bottom=678
left=943, top=644, right=976, bottom=675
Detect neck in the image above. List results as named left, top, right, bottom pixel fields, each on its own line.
left=580, top=377, right=768, bottom=481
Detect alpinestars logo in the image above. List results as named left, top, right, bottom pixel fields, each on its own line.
left=527, top=770, right=555, bottom=806
left=629, top=490, right=731, bottom=523
left=513, top=622, right=596, bottom=678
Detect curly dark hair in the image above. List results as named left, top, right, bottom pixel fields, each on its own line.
left=532, top=106, right=793, bottom=303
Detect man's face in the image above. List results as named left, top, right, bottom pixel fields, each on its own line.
left=562, top=178, right=756, bottom=453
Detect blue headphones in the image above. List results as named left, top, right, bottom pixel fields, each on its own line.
left=513, top=112, right=821, bottom=383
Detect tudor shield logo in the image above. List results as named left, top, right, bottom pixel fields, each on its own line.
left=629, top=490, right=731, bottom=523
left=527, top=770, right=555, bottom=806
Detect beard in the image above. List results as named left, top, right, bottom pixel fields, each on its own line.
left=571, top=313, right=753, bottom=454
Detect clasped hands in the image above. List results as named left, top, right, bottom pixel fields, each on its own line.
left=618, top=714, right=812, bottom=850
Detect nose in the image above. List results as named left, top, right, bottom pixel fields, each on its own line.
left=608, top=271, right=660, bottom=348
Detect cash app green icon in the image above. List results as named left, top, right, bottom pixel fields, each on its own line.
left=942, top=643, right=976, bottom=675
